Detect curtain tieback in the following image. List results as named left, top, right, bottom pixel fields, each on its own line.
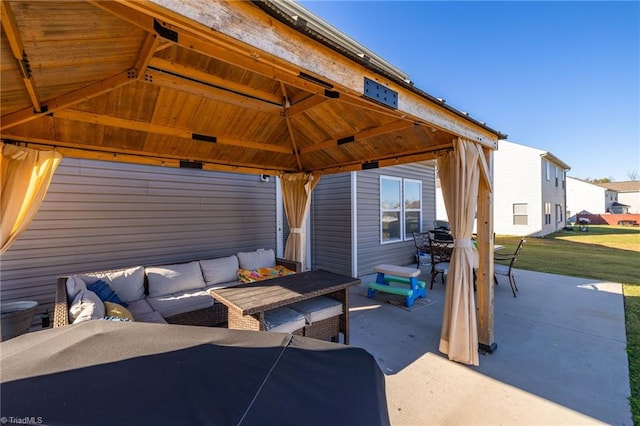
left=290, top=228, right=304, bottom=234
left=453, top=238, right=473, bottom=248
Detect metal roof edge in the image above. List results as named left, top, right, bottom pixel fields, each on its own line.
left=255, top=0, right=507, bottom=140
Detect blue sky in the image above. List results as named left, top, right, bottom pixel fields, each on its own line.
left=299, top=1, right=640, bottom=182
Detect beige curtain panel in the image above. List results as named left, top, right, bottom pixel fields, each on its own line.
left=437, top=138, right=481, bottom=366
left=280, top=173, right=319, bottom=271
left=1, top=143, right=62, bottom=254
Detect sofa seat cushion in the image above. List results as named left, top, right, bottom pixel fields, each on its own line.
left=146, top=261, right=206, bottom=298
left=264, top=307, right=305, bottom=334
left=289, top=297, right=343, bottom=324
left=69, top=290, right=106, bottom=324
left=147, top=290, right=213, bottom=319
left=237, top=249, right=276, bottom=270
left=125, top=298, right=154, bottom=318
left=78, top=266, right=145, bottom=304
left=134, top=311, right=168, bottom=324
left=199, top=255, right=239, bottom=286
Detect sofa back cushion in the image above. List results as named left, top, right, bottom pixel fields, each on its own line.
left=237, top=249, right=276, bottom=270
left=146, top=261, right=205, bottom=297
left=78, top=266, right=145, bottom=303
left=199, top=255, right=239, bottom=286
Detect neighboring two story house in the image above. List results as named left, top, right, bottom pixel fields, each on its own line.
left=435, top=140, right=571, bottom=237
left=492, top=140, right=570, bottom=236
left=566, top=176, right=616, bottom=221
left=597, top=181, right=640, bottom=214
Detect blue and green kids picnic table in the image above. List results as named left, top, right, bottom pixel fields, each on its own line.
left=367, top=264, right=426, bottom=307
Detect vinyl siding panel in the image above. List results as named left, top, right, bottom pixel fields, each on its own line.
left=1, top=158, right=278, bottom=326
left=356, top=162, right=436, bottom=276
left=493, top=141, right=543, bottom=236
left=311, top=172, right=352, bottom=275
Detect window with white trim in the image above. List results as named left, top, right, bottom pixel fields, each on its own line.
left=545, top=161, right=551, bottom=181
left=513, top=203, right=528, bottom=225
left=544, top=202, right=551, bottom=225
left=380, top=176, right=422, bottom=243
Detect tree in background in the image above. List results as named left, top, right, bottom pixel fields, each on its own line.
left=627, top=170, right=639, bottom=181
left=587, top=177, right=614, bottom=183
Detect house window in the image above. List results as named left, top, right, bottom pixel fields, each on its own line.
left=562, top=171, right=565, bottom=189
left=513, top=203, right=528, bottom=225
left=556, top=204, right=563, bottom=223
left=544, top=202, right=551, bottom=225
left=380, top=176, right=422, bottom=243
left=404, top=179, right=422, bottom=239
left=555, top=167, right=558, bottom=187
left=545, top=162, right=551, bottom=181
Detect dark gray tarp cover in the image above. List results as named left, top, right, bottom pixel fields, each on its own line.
left=0, top=321, right=389, bottom=426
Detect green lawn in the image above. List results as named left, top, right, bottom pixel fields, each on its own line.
left=495, top=225, right=640, bottom=425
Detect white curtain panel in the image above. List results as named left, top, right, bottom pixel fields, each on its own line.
left=280, top=172, right=319, bottom=271
left=437, top=138, right=481, bottom=366
left=1, top=143, right=62, bottom=254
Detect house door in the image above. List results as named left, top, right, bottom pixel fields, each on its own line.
left=555, top=204, right=563, bottom=231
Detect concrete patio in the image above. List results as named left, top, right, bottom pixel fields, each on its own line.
left=350, top=267, right=632, bottom=425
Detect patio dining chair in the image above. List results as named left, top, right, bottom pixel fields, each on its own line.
left=428, top=232, right=453, bottom=289
left=412, top=232, right=431, bottom=269
left=493, top=238, right=526, bottom=297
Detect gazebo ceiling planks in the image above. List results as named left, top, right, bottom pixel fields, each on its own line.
left=0, top=0, right=505, bottom=176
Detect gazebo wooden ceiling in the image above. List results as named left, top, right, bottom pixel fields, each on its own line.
left=0, top=0, right=505, bottom=176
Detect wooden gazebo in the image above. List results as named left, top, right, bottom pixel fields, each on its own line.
left=1, top=0, right=506, bottom=365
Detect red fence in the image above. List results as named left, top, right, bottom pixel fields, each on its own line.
left=576, top=213, right=640, bottom=226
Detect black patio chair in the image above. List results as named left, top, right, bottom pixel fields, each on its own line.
left=493, top=238, right=526, bottom=297
left=428, top=232, right=453, bottom=289
left=412, top=232, right=431, bottom=269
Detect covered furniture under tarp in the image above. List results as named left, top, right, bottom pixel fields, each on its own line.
left=0, top=321, right=389, bottom=426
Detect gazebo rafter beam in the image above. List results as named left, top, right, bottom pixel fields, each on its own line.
left=0, top=70, right=137, bottom=131
left=300, top=119, right=419, bottom=155
left=52, top=109, right=292, bottom=154
left=1, top=136, right=297, bottom=175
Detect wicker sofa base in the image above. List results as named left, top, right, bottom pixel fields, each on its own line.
left=303, top=316, right=340, bottom=342
left=165, top=303, right=228, bottom=327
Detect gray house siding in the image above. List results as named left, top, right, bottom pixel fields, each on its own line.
left=311, top=172, right=353, bottom=275
left=310, top=161, right=436, bottom=278
left=0, top=158, right=278, bottom=323
left=356, top=162, right=436, bottom=276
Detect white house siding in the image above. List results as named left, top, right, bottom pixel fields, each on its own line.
left=566, top=177, right=608, bottom=218
left=540, top=160, right=567, bottom=234
left=355, top=162, right=436, bottom=276
left=618, top=192, right=640, bottom=214
left=493, top=141, right=543, bottom=236
left=0, top=158, right=278, bottom=325
left=311, top=172, right=353, bottom=275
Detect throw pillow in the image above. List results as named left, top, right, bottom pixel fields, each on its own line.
left=237, top=249, right=276, bottom=270
left=237, top=265, right=295, bottom=283
left=65, top=275, right=87, bottom=301
left=104, top=301, right=135, bottom=321
left=87, top=279, right=128, bottom=307
left=69, top=289, right=106, bottom=324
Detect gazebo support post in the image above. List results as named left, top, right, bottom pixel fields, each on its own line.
left=476, top=146, right=497, bottom=353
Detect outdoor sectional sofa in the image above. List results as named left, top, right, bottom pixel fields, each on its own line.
left=54, top=249, right=301, bottom=329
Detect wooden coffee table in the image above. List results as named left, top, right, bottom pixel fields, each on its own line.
left=209, top=269, right=360, bottom=344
